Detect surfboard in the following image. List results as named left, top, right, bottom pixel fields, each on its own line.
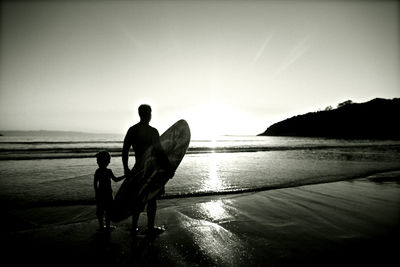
left=110, top=119, right=191, bottom=222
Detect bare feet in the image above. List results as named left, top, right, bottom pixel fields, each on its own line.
left=146, top=225, right=166, bottom=237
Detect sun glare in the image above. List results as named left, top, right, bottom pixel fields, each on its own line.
left=186, top=103, right=244, bottom=139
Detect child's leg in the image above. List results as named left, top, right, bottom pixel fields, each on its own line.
left=105, top=205, right=111, bottom=228
left=96, top=204, right=104, bottom=229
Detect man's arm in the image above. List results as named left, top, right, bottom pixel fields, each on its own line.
left=122, top=129, right=131, bottom=176
left=93, top=172, right=99, bottom=197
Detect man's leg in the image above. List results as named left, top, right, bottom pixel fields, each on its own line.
left=147, top=198, right=157, bottom=230
left=131, top=211, right=140, bottom=234
left=97, top=212, right=104, bottom=229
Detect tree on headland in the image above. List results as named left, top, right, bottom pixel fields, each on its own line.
left=337, top=100, right=353, bottom=108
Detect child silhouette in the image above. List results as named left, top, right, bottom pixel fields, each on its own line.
left=94, top=151, right=124, bottom=230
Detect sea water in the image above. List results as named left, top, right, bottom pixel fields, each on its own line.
left=1, top=134, right=400, bottom=207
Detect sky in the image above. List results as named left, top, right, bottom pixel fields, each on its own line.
left=1, top=0, right=399, bottom=138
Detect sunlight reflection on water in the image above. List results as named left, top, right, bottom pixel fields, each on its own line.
left=201, top=152, right=225, bottom=192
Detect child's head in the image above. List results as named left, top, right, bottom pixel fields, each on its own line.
left=96, top=151, right=111, bottom=168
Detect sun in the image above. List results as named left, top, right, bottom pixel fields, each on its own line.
left=185, top=103, right=242, bottom=139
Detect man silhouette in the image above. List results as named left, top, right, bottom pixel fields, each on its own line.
left=122, top=104, right=171, bottom=235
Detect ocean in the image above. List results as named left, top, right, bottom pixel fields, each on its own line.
left=1, top=133, right=400, bottom=208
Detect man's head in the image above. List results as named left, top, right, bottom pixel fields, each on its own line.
left=138, top=104, right=152, bottom=123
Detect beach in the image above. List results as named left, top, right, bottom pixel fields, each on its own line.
left=1, top=135, right=400, bottom=266
left=2, top=171, right=399, bottom=267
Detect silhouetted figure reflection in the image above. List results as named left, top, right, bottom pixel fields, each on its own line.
left=94, top=151, right=124, bottom=230
left=122, top=104, right=173, bottom=236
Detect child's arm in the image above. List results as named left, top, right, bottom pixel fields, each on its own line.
left=122, top=130, right=132, bottom=176
left=110, top=169, right=125, bottom=182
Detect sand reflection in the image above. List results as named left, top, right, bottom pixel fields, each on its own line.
left=181, top=200, right=244, bottom=265
left=191, top=220, right=242, bottom=265
left=199, top=200, right=231, bottom=222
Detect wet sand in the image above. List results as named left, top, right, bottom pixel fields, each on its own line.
left=2, top=174, right=400, bottom=267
